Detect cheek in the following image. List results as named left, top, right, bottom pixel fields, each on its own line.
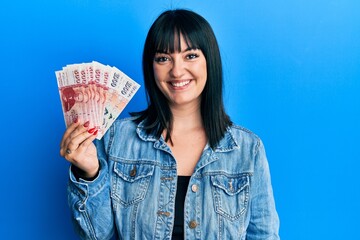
left=195, top=57, right=207, bottom=76
left=153, top=65, right=165, bottom=82
left=152, top=64, right=160, bottom=84
left=153, top=61, right=161, bottom=74
left=153, top=65, right=169, bottom=93
left=198, top=61, right=207, bottom=83
left=152, top=69, right=162, bottom=85
left=154, top=78, right=163, bottom=92
left=153, top=73, right=166, bottom=95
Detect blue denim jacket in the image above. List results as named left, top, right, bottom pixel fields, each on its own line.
left=68, top=118, right=280, bottom=239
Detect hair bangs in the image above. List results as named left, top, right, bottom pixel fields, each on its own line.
left=154, top=19, right=201, bottom=54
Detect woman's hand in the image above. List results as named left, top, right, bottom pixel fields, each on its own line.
left=60, top=120, right=99, bottom=179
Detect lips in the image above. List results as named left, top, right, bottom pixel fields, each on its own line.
left=169, top=80, right=191, bottom=87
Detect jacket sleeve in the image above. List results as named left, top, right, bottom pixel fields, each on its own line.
left=246, top=139, right=280, bottom=240
left=67, top=139, right=115, bottom=240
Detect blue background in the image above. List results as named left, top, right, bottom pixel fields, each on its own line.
left=1, top=0, right=359, bottom=239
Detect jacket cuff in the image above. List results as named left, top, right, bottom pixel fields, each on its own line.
left=68, top=158, right=108, bottom=199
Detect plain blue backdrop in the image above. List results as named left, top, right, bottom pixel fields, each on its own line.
left=0, top=0, right=359, bottom=239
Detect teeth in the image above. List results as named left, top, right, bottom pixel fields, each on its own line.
left=171, top=80, right=190, bottom=87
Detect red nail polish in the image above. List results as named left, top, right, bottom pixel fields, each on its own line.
left=88, top=127, right=96, bottom=134
left=93, top=130, right=98, bottom=136
left=83, top=121, right=90, bottom=128
left=73, top=117, right=78, bottom=123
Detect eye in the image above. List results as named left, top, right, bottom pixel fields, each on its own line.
left=154, top=55, right=170, bottom=63
left=186, top=53, right=199, bottom=60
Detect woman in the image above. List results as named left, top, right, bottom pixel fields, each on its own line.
left=60, top=9, right=280, bottom=239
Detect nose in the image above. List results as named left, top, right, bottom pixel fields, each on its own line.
left=170, top=57, right=185, bottom=78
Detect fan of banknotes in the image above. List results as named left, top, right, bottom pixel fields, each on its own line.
left=55, top=61, right=140, bottom=140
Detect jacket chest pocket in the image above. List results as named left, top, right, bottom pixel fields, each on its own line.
left=211, top=174, right=250, bottom=221
left=112, top=162, right=155, bottom=207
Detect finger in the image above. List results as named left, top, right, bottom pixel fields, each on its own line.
left=60, top=121, right=81, bottom=149
left=63, top=131, right=97, bottom=163
left=61, top=121, right=91, bottom=152
left=77, top=133, right=97, bottom=153
left=69, top=120, right=92, bottom=140
left=64, top=127, right=96, bottom=155
left=60, top=145, right=74, bottom=157
left=60, top=124, right=86, bottom=157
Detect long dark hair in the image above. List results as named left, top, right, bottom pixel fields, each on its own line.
left=131, top=9, right=232, bottom=149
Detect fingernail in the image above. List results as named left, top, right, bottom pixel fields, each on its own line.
left=73, top=117, right=78, bottom=123
left=93, top=130, right=98, bottom=136
left=88, top=127, right=96, bottom=134
left=83, top=121, right=90, bottom=128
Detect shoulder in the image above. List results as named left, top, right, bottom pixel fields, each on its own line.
left=212, top=123, right=266, bottom=174
left=228, top=124, right=262, bottom=146
left=223, top=123, right=266, bottom=158
left=215, top=122, right=263, bottom=154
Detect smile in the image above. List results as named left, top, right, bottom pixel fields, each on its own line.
left=170, top=80, right=191, bottom=87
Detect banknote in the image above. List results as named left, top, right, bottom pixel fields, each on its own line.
left=55, top=61, right=140, bottom=139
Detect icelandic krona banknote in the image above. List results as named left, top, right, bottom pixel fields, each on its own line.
left=55, top=61, right=140, bottom=139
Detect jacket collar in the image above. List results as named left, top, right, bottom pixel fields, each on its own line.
left=212, top=126, right=239, bottom=152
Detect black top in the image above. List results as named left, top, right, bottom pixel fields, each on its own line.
left=172, top=176, right=191, bottom=240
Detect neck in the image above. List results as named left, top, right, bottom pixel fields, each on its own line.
left=169, top=101, right=203, bottom=131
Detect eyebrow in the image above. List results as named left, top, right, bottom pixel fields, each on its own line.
left=155, top=47, right=199, bottom=54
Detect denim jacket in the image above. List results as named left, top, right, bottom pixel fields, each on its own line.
left=67, top=118, right=280, bottom=239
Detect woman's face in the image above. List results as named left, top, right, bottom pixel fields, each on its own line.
left=74, top=91, right=84, bottom=102
left=153, top=34, right=207, bottom=108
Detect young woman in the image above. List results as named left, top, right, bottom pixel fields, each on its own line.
left=60, top=9, right=280, bottom=239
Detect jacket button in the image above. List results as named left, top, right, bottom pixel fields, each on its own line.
left=189, top=220, right=198, bottom=229
left=191, top=184, right=198, bottom=192
left=130, top=166, right=137, bottom=177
